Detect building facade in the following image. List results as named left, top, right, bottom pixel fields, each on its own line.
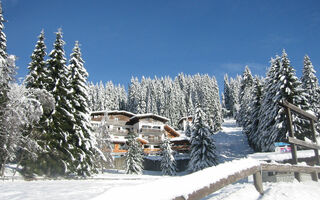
left=91, top=111, right=190, bottom=156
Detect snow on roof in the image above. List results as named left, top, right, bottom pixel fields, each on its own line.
left=91, top=110, right=135, bottom=117
left=92, top=158, right=260, bottom=200
left=90, top=110, right=108, bottom=115
left=170, top=134, right=189, bottom=142
left=129, top=113, right=169, bottom=122
left=178, top=116, right=193, bottom=124
left=110, top=136, right=127, bottom=143
left=107, top=110, right=135, bottom=117
left=248, top=149, right=317, bottom=162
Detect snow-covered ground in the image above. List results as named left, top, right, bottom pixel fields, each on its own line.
left=204, top=180, right=320, bottom=200
left=213, top=118, right=254, bottom=163
left=1, top=119, right=320, bottom=200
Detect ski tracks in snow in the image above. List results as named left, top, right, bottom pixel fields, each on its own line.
left=213, top=118, right=254, bottom=163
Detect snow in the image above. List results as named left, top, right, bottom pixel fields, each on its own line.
left=248, top=149, right=317, bottom=162
left=130, top=113, right=169, bottom=122
left=2, top=119, right=320, bottom=200
left=213, top=118, right=254, bottom=163
left=204, top=180, right=320, bottom=200
left=92, top=158, right=260, bottom=200
left=170, top=133, right=189, bottom=142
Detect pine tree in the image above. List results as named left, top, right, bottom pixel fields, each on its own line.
left=68, top=41, right=99, bottom=176
left=127, top=77, right=140, bottom=114
left=95, top=115, right=113, bottom=171
left=256, top=56, right=281, bottom=151
left=189, top=106, right=218, bottom=172
left=223, top=74, right=233, bottom=117
left=25, top=30, right=47, bottom=89
left=0, top=3, right=17, bottom=176
left=237, top=66, right=254, bottom=127
left=301, top=55, right=320, bottom=131
left=34, top=29, right=78, bottom=176
left=160, top=137, right=177, bottom=176
left=243, top=77, right=263, bottom=150
left=229, top=76, right=241, bottom=117
left=125, top=133, right=144, bottom=174
left=257, top=50, right=308, bottom=151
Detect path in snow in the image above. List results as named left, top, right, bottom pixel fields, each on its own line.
left=213, top=118, right=254, bottom=163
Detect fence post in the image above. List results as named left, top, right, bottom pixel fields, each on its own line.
left=310, top=120, right=320, bottom=179
left=284, top=107, right=301, bottom=181
left=253, top=171, right=264, bottom=195
left=310, top=120, right=320, bottom=165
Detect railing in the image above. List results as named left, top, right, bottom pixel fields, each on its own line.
left=279, top=100, right=320, bottom=181
left=140, top=128, right=164, bottom=134
left=172, top=162, right=320, bottom=200
left=106, top=119, right=127, bottom=126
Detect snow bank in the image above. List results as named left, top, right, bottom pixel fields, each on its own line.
left=206, top=181, right=320, bottom=200
left=92, top=158, right=260, bottom=200
left=248, top=149, right=316, bottom=162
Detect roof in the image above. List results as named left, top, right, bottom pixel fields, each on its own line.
left=137, top=137, right=149, bottom=144
left=91, top=110, right=135, bottom=117
left=170, top=134, right=190, bottom=142
left=164, top=125, right=180, bottom=137
left=90, top=110, right=108, bottom=115
left=127, top=113, right=169, bottom=125
left=107, top=110, right=135, bottom=117
left=178, top=116, right=193, bottom=124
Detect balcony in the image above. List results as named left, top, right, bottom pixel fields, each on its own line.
left=108, top=129, right=129, bottom=136
left=106, top=119, right=127, bottom=126
left=140, top=128, right=164, bottom=135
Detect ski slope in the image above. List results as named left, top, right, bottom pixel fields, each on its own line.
left=214, top=118, right=254, bottom=163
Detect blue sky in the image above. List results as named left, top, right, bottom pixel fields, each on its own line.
left=2, top=0, right=320, bottom=90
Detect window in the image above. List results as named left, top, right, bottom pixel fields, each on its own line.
left=149, top=136, right=155, bottom=143
left=119, top=143, right=128, bottom=150
left=153, top=126, right=161, bottom=129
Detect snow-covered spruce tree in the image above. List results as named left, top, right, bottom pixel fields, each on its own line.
left=68, top=41, right=100, bottom=176
left=25, top=30, right=47, bottom=89
left=223, top=74, right=233, bottom=117
left=209, top=76, right=223, bottom=132
left=280, top=51, right=310, bottom=140
left=237, top=66, right=254, bottom=127
left=160, top=137, right=177, bottom=176
left=34, top=29, right=78, bottom=177
left=189, top=106, right=218, bottom=172
left=0, top=4, right=17, bottom=176
left=243, top=76, right=263, bottom=150
left=127, top=77, right=140, bottom=114
left=94, top=114, right=113, bottom=172
left=125, top=133, right=144, bottom=174
left=229, top=76, right=241, bottom=117
left=255, top=56, right=281, bottom=151
left=301, top=55, right=320, bottom=131
left=185, top=121, right=192, bottom=137
left=257, top=50, right=308, bottom=151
